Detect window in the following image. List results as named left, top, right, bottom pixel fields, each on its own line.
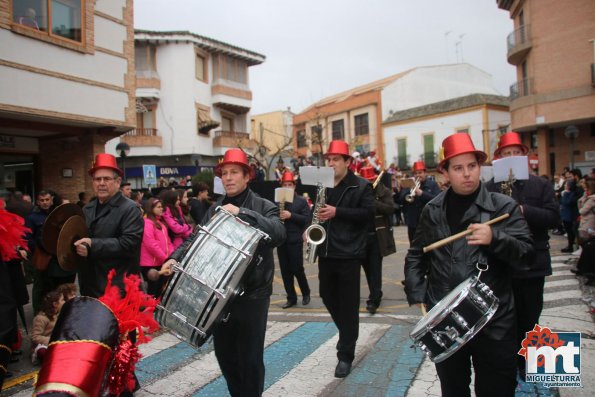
left=530, top=132, right=537, bottom=149
left=213, top=54, right=247, bottom=84
left=354, top=113, right=369, bottom=136
left=297, top=130, right=307, bottom=148
left=13, top=0, right=83, bottom=42
left=195, top=49, right=207, bottom=82
left=135, top=44, right=157, bottom=77
left=423, top=134, right=435, bottom=167
left=222, top=116, right=233, bottom=131
left=397, top=138, right=408, bottom=169
left=332, top=120, right=345, bottom=140
left=548, top=128, right=555, bottom=147
left=311, top=125, right=322, bottom=146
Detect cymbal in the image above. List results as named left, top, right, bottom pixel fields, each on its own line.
left=42, top=203, right=84, bottom=255
left=57, top=215, right=88, bottom=271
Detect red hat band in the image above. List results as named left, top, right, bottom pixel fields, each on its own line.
left=494, top=132, right=529, bottom=158
left=412, top=161, right=426, bottom=172
left=325, top=140, right=351, bottom=158
left=438, top=133, right=487, bottom=171
left=89, top=153, right=123, bottom=177
left=215, top=149, right=255, bottom=179
left=359, top=166, right=376, bottom=181
left=281, top=171, right=296, bottom=184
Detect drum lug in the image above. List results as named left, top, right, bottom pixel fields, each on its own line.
left=255, top=255, right=263, bottom=267
left=451, top=311, right=469, bottom=331
left=221, top=312, right=231, bottom=323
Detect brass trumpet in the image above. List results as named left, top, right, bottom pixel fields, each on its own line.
left=405, top=178, right=421, bottom=203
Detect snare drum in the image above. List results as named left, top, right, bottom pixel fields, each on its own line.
left=155, top=209, right=269, bottom=348
left=410, top=276, right=499, bottom=363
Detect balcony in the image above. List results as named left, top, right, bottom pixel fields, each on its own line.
left=396, top=155, right=410, bottom=170
left=506, top=25, right=532, bottom=65
left=213, top=130, right=257, bottom=151
left=121, top=128, right=162, bottom=147
left=422, top=152, right=437, bottom=169
left=509, top=78, right=533, bottom=100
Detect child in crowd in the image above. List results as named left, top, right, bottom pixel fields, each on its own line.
left=31, top=290, right=65, bottom=364
left=56, top=283, right=78, bottom=301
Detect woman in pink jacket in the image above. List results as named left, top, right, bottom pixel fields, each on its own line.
left=140, top=198, right=173, bottom=297
left=160, top=189, right=193, bottom=251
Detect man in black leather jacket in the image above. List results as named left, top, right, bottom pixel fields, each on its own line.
left=314, top=140, right=375, bottom=378
left=405, top=133, right=534, bottom=397
left=166, top=148, right=285, bottom=397
left=485, top=131, right=560, bottom=380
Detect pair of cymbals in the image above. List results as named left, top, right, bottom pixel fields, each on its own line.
left=42, top=203, right=88, bottom=271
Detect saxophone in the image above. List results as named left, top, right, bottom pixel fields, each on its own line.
left=305, top=183, right=327, bottom=264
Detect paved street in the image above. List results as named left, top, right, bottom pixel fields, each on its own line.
left=3, top=226, right=594, bottom=396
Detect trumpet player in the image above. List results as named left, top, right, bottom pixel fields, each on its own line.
left=398, top=161, right=440, bottom=244
left=277, top=171, right=311, bottom=309
left=308, top=140, right=375, bottom=378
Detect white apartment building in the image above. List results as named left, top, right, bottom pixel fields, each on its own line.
left=105, top=30, right=265, bottom=187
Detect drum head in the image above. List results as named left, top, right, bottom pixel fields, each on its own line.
left=57, top=215, right=88, bottom=271
left=411, top=277, right=476, bottom=337
left=42, top=203, right=84, bottom=254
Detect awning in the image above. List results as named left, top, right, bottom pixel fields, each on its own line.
left=198, top=108, right=220, bottom=134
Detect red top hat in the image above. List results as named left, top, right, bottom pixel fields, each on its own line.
left=438, top=133, right=487, bottom=171
left=359, top=166, right=376, bottom=181
left=412, top=161, right=426, bottom=172
left=88, top=153, right=123, bottom=177
left=494, top=131, right=529, bottom=158
left=325, top=140, right=351, bottom=158
left=280, top=171, right=296, bottom=184
left=215, top=148, right=255, bottom=179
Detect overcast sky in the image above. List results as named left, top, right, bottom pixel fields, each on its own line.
left=135, top=0, right=516, bottom=115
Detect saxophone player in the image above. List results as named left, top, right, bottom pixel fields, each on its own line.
left=398, top=161, right=440, bottom=244
left=277, top=171, right=311, bottom=309
left=309, top=140, right=375, bottom=378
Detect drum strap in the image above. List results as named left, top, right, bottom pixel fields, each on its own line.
left=476, top=211, right=490, bottom=278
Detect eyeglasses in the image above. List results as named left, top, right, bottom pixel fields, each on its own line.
left=93, top=176, right=116, bottom=183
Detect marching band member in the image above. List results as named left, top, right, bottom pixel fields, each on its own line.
left=313, top=140, right=375, bottom=378
left=348, top=151, right=364, bottom=174
left=165, top=148, right=285, bottom=397
left=277, top=171, right=311, bottom=309
left=359, top=167, right=396, bottom=314
left=405, top=133, right=534, bottom=397
left=485, top=131, right=560, bottom=380
left=398, top=161, right=440, bottom=244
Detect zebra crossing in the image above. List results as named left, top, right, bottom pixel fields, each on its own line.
left=10, top=255, right=590, bottom=397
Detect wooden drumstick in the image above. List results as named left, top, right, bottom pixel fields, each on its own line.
left=419, top=303, right=427, bottom=316
left=422, top=213, right=510, bottom=253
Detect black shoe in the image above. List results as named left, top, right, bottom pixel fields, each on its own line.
left=570, top=268, right=584, bottom=275
left=561, top=246, right=574, bottom=253
left=282, top=300, right=296, bottom=309
left=302, top=295, right=311, bottom=305
left=334, top=360, right=352, bottom=378
left=366, top=303, right=378, bottom=315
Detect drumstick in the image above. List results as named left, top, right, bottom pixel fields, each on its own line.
left=422, top=213, right=510, bottom=253
left=420, top=303, right=427, bottom=316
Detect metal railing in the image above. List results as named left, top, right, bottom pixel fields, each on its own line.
left=396, top=155, right=410, bottom=170
left=422, top=152, right=437, bottom=168
left=507, top=24, right=531, bottom=52
left=214, top=130, right=250, bottom=139
left=510, top=78, right=532, bottom=100
left=125, top=128, right=158, bottom=136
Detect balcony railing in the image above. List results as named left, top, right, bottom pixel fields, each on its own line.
left=591, top=63, right=595, bottom=86
left=422, top=152, right=437, bottom=168
left=124, top=128, right=158, bottom=137
left=509, top=78, right=533, bottom=100
left=506, top=24, right=532, bottom=65
left=213, top=130, right=256, bottom=150
left=396, top=155, right=410, bottom=170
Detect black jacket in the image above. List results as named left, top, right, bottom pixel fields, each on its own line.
left=485, top=174, right=560, bottom=278
left=319, top=170, right=375, bottom=259
left=171, top=189, right=285, bottom=300
left=79, top=192, right=144, bottom=298
left=282, top=194, right=310, bottom=245
left=398, top=178, right=441, bottom=228
left=405, top=183, right=534, bottom=340
left=189, top=198, right=209, bottom=226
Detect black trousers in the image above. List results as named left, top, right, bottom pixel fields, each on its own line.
left=213, top=296, right=269, bottom=397
left=277, top=242, right=310, bottom=302
left=512, top=276, right=544, bottom=376
left=318, top=257, right=361, bottom=363
left=407, top=226, right=416, bottom=244
left=563, top=220, right=576, bottom=248
left=435, top=333, right=517, bottom=397
left=361, top=234, right=383, bottom=306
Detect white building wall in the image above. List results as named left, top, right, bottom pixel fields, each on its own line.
left=95, top=0, right=124, bottom=19
left=381, top=64, right=501, bottom=119
left=94, top=15, right=127, bottom=53
left=384, top=109, right=487, bottom=168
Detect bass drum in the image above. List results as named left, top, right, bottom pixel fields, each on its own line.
left=155, top=209, right=268, bottom=348
left=410, top=276, right=499, bottom=363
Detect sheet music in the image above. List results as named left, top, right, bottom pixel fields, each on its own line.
left=492, top=156, right=529, bottom=183
left=299, top=166, right=334, bottom=188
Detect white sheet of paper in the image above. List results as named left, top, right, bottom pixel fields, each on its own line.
left=299, top=166, right=335, bottom=188
left=492, top=156, right=529, bottom=183
left=274, top=188, right=294, bottom=203
left=213, top=176, right=225, bottom=195
left=480, top=166, right=494, bottom=183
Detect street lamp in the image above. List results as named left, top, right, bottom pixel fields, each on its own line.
left=115, top=142, right=131, bottom=180
left=564, top=125, right=579, bottom=169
